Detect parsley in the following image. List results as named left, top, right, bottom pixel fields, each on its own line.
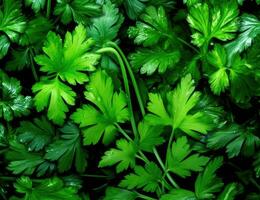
left=1, top=1, right=260, bottom=199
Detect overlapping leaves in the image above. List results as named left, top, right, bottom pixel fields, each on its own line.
left=145, top=74, right=215, bottom=138
left=71, top=70, right=129, bottom=145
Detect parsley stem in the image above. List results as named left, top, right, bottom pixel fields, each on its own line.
left=165, top=128, right=175, bottom=166
left=115, top=123, right=132, bottom=141
left=29, top=48, right=39, bottom=81
left=46, top=0, right=51, bottom=18
left=177, top=37, right=199, bottom=53
left=105, top=42, right=180, bottom=190
left=153, top=147, right=180, bottom=189
left=115, top=123, right=150, bottom=163
left=107, top=41, right=146, bottom=117
left=97, top=47, right=138, bottom=137
left=81, top=174, right=111, bottom=178
left=250, top=177, right=260, bottom=191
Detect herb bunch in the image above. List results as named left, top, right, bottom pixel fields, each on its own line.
left=0, top=0, right=260, bottom=199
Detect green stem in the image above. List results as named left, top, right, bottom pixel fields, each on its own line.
left=97, top=47, right=138, bottom=137
left=177, top=37, right=199, bottom=53
left=107, top=42, right=146, bottom=117
left=105, top=43, right=179, bottom=189
left=115, top=123, right=133, bottom=141
left=153, top=147, right=180, bottom=189
left=165, top=128, right=174, bottom=166
left=0, top=149, right=7, bottom=154
left=201, top=40, right=209, bottom=70
left=250, top=177, right=260, bottom=191
left=46, top=0, right=51, bottom=18
left=81, top=174, right=111, bottom=178
left=29, top=48, right=39, bottom=81
left=115, top=123, right=150, bottom=163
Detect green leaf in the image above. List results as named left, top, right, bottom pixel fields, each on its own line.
left=123, top=0, right=147, bottom=20
left=54, top=0, right=101, bottom=24
left=187, top=2, right=239, bottom=47
left=14, top=176, right=81, bottom=200
left=0, top=72, right=32, bottom=121
left=138, top=121, right=164, bottom=153
left=17, top=116, right=55, bottom=151
left=207, top=124, right=260, bottom=158
left=253, top=152, right=260, bottom=178
left=148, top=0, right=175, bottom=9
left=19, top=16, right=52, bottom=46
left=229, top=55, right=256, bottom=103
left=161, top=189, right=196, bottom=200
left=71, top=70, right=129, bottom=145
left=145, top=74, right=215, bottom=139
left=167, top=136, right=209, bottom=178
left=35, top=24, right=100, bottom=85
left=32, top=78, right=76, bottom=125
left=128, top=6, right=172, bottom=47
left=99, top=139, right=137, bottom=173
left=207, top=45, right=256, bottom=103
left=0, top=35, right=10, bottom=59
left=226, top=14, right=260, bottom=57
left=6, top=48, right=30, bottom=71
left=25, top=0, right=46, bottom=13
left=207, top=44, right=229, bottom=95
left=217, top=183, right=238, bottom=200
left=119, top=162, right=162, bottom=192
left=104, top=187, right=138, bottom=200
left=129, top=47, right=180, bottom=75
left=195, top=157, right=224, bottom=199
left=87, top=1, right=124, bottom=47
left=5, top=140, right=54, bottom=177
left=45, top=122, right=87, bottom=173
left=0, top=0, right=26, bottom=42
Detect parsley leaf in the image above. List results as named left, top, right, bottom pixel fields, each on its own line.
left=187, top=2, right=239, bottom=47
left=253, top=152, right=260, bottom=178
left=71, top=70, right=129, bottom=145
left=129, top=47, right=180, bottom=75
left=32, top=78, right=76, bottom=125
left=54, top=0, right=101, bottom=24
left=167, top=136, right=209, bottom=178
left=138, top=121, right=164, bottom=153
left=123, top=0, right=147, bottom=20
left=13, top=176, right=81, bottom=200
left=207, top=44, right=230, bottom=95
left=99, top=139, right=137, bottom=173
left=207, top=124, right=260, bottom=158
left=25, top=0, right=46, bottom=13
left=45, top=122, right=87, bottom=173
left=19, top=16, right=52, bottom=46
left=207, top=45, right=256, bottom=103
left=35, top=24, right=100, bottom=85
left=0, top=0, right=26, bottom=57
left=6, top=48, right=30, bottom=71
left=104, top=187, right=138, bottom=200
left=161, top=189, right=196, bottom=200
left=195, top=157, right=224, bottom=199
left=217, top=183, right=238, bottom=200
left=87, top=1, right=124, bottom=47
left=0, top=72, right=32, bottom=121
left=17, top=116, right=55, bottom=151
left=119, top=162, right=162, bottom=192
left=145, top=74, right=215, bottom=139
left=226, top=14, right=260, bottom=57
left=5, top=140, right=55, bottom=177
left=128, top=6, right=172, bottom=47
left=0, top=35, right=10, bottom=59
